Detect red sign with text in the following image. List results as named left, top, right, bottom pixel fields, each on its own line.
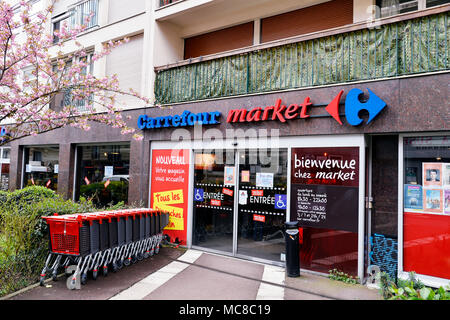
left=150, top=149, right=189, bottom=245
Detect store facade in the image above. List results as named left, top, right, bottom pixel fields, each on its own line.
left=141, top=72, right=449, bottom=286
left=7, top=71, right=449, bottom=288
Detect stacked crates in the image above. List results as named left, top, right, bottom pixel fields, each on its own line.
left=40, top=208, right=169, bottom=290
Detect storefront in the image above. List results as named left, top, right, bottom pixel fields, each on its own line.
left=141, top=72, right=449, bottom=286
left=150, top=134, right=366, bottom=279
left=7, top=73, right=449, bottom=287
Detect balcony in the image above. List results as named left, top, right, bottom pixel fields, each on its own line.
left=158, top=0, right=183, bottom=9
left=52, top=0, right=99, bottom=43
left=154, top=7, right=449, bottom=105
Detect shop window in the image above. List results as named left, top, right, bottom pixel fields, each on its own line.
left=403, top=135, right=450, bottom=280
left=369, top=135, right=398, bottom=281
left=0, top=147, right=10, bottom=191
left=76, top=144, right=130, bottom=207
left=23, top=146, right=59, bottom=191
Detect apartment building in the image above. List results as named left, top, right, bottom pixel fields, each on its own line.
left=5, top=0, right=450, bottom=287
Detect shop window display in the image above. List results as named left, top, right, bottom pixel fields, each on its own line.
left=76, top=144, right=130, bottom=207
left=0, top=147, right=10, bottom=191
left=23, top=146, right=59, bottom=191
left=403, top=135, right=450, bottom=280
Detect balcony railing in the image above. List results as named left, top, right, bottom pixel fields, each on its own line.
left=154, top=9, right=449, bottom=105
left=158, top=0, right=182, bottom=9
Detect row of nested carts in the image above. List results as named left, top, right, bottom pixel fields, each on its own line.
left=40, top=208, right=169, bottom=290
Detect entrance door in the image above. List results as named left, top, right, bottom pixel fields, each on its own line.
left=236, top=149, right=288, bottom=263
left=192, top=150, right=236, bottom=253
left=192, top=148, right=288, bottom=263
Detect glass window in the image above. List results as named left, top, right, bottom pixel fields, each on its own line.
left=52, top=0, right=99, bottom=43
left=0, top=164, right=9, bottom=191
left=23, top=146, right=59, bottom=191
left=2, top=147, right=10, bottom=160
left=403, top=135, right=450, bottom=280
left=377, top=0, right=418, bottom=18
left=76, top=144, right=130, bottom=207
left=376, top=0, right=449, bottom=18
left=426, top=0, right=450, bottom=7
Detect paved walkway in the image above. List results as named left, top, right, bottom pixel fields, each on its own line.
left=109, top=248, right=381, bottom=301
left=5, top=247, right=382, bottom=301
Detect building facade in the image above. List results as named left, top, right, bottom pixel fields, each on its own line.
left=5, top=0, right=450, bottom=287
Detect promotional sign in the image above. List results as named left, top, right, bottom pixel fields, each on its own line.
left=150, top=149, right=189, bottom=244
left=290, top=147, right=359, bottom=232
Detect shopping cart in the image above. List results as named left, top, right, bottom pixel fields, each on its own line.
left=40, top=208, right=169, bottom=290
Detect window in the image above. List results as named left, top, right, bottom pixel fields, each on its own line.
left=75, top=144, right=130, bottom=207
left=50, top=52, right=94, bottom=113
left=0, top=147, right=10, bottom=191
left=2, top=147, right=10, bottom=160
left=376, top=0, right=449, bottom=18
left=52, top=0, right=99, bottom=43
left=402, top=135, right=450, bottom=281
left=23, top=146, right=59, bottom=191
left=158, top=0, right=181, bottom=8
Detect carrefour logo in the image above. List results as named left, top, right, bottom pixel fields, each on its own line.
left=138, top=88, right=387, bottom=130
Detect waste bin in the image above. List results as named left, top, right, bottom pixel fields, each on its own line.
left=285, top=221, right=300, bottom=277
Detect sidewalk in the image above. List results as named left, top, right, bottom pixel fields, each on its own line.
left=4, top=246, right=382, bottom=301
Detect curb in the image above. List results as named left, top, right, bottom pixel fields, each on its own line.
left=0, top=273, right=65, bottom=301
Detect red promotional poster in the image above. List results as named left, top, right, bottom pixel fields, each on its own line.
left=150, top=149, right=189, bottom=245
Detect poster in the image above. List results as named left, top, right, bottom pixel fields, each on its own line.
left=150, top=149, right=189, bottom=244
left=104, top=166, right=113, bottom=177
left=224, top=166, right=235, bottom=185
left=423, top=163, right=442, bottom=187
left=239, top=190, right=248, bottom=205
left=423, top=189, right=443, bottom=213
left=444, top=189, right=450, bottom=215
left=256, top=172, right=274, bottom=188
left=404, top=184, right=423, bottom=210
left=290, top=147, right=359, bottom=232
left=241, top=170, right=250, bottom=182
left=443, top=163, right=450, bottom=186
left=405, top=167, right=418, bottom=184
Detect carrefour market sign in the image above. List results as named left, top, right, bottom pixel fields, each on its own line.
left=138, top=110, right=221, bottom=129
left=138, top=88, right=387, bottom=130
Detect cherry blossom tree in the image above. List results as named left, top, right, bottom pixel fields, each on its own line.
left=0, top=0, right=149, bottom=145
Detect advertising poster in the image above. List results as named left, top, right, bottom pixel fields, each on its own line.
left=224, top=166, right=235, bottom=185
left=444, top=189, right=450, bottom=215
left=424, top=189, right=443, bottom=213
left=423, top=163, right=443, bottom=187
left=404, top=184, right=423, bottom=210
left=256, top=172, right=274, bottom=188
left=443, top=163, right=450, bottom=186
left=290, top=147, right=359, bottom=232
left=150, top=149, right=189, bottom=244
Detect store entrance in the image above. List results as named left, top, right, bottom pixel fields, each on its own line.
left=192, top=148, right=288, bottom=263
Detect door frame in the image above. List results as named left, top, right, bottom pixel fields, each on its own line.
left=150, top=134, right=366, bottom=278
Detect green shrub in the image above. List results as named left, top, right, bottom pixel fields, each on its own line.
left=379, top=271, right=450, bottom=300
left=1, top=186, right=58, bottom=209
left=80, top=181, right=128, bottom=208
left=0, top=186, right=95, bottom=297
